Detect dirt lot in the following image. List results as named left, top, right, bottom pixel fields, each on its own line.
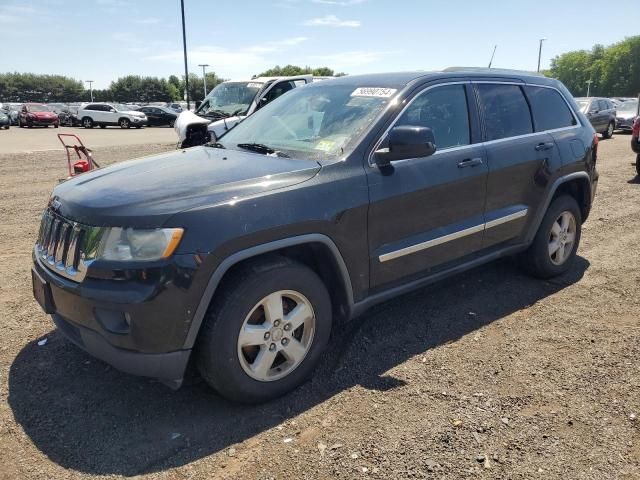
left=0, top=135, right=639, bottom=480
left=0, top=125, right=177, bottom=154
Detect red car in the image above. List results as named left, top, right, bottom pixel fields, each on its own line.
left=18, top=104, right=59, bottom=128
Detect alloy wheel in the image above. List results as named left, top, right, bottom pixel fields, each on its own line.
left=237, top=290, right=316, bottom=382
left=548, top=210, right=577, bottom=265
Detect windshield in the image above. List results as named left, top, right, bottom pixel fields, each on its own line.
left=197, top=81, right=262, bottom=117
left=217, top=83, right=395, bottom=161
left=619, top=100, right=639, bottom=114
left=28, top=104, right=49, bottom=112
left=575, top=100, right=589, bottom=113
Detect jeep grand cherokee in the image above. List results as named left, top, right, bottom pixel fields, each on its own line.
left=32, top=69, right=598, bottom=403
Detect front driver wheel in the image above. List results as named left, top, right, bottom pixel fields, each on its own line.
left=196, top=258, right=332, bottom=403
left=603, top=121, right=614, bottom=139
left=519, top=195, right=582, bottom=278
left=119, top=118, right=130, bottom=129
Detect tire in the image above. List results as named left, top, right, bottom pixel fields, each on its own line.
left=119, top=118, right=130, bottom=129
left=602, top=121, right=614, bottom=139
left=82, top=117, right=94, bottom=129
left=99, top=125, right=106, bottom=129
left=519, top=195, right=582, bottom=279
left=134, top=125, right=141, bottom=129
left=54, top=123, right=59, bottom=129
left=169, top=119, right=175, bottom=128
left=18, top=118, right=23, bottom=128
left=636, top=154, right=640, bottom=177
left=196, top=258, right=332, bottom=403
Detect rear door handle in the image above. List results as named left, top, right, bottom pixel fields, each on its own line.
left=535, top=142, right=554, bottom=151
left=457, top=157, right=483, bottom=168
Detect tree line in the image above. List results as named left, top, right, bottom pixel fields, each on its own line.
left=546, top=36, right=640, bottom=97
left=0, top=65, right=342, bottom=103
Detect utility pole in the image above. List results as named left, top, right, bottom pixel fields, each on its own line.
left=198, top=64, right=210, bottom=99
left=180, top=0, right=190, bottom=110
left=488, top=45, right=497, bottom=69
left=586, top=79, right=593, bottom=97
left=537, top=38, right=547, bottom=73
left=85, top=80, right=94, bottom=102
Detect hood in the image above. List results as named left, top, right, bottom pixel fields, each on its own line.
left=617, top=109, right=638, bottom=119
left=120, top=110, right=145, bottom=117
left=31, top=111, right=57, bottom=118
left=52, top=146, right=320, bottom=227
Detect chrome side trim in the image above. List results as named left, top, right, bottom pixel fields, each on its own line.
left=379, top=208, right=528, bottom=262
left=484, top=208, right=528, bottom=229
left=379, top=224, right=485, bottom=263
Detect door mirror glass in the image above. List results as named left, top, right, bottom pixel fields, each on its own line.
left=374, top=125, right=436, bottom=167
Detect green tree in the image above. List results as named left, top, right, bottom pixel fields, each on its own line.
left=0, top=72, right=84, bottom=102
left=254, top=65, right=341, bottom=78
left=547, top=36, right=640, bottom=97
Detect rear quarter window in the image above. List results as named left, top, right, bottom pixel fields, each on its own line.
left=477, top=84, right=533, bottom=141
left=525, top=86, right=577, bottom=132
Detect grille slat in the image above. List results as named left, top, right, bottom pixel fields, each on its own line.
left=36, top=209, right=91, bottom=282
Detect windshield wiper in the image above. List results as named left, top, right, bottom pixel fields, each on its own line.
left=236, top=143, right=290, bottom=158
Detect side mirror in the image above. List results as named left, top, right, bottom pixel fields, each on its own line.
left=374, top=125, right=436, bottom=167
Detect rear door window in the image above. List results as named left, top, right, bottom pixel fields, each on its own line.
left=598, top=100, right=609, bottom=111
left=476, top=84, right=533, bottom=141
left=524, top=86, right=577, bottom=131
left=395, top=83, right=470, bottom=150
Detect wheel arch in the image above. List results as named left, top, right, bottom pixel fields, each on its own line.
left=525, top=172, right=592, bottom=244
left=182, top=234, right=354, bottom=349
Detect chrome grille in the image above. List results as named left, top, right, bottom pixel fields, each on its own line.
left=35, top=209, right=102, bottom=282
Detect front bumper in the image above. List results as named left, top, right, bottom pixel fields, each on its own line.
left=29, top=117, right=58, bottom=125
left=130, top=117, right=147, bottom=125
left=32, top=250, right=203, bottom=387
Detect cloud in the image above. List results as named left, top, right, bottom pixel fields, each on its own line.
left=145, top=37, right=310, bottom=79
left=0, top=4, right=40, bottom=23
left=311, top=0, right=367, bottom=5
left=303, top=15, right=360, bottom=27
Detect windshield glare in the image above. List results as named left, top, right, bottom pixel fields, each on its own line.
left=197, top=81, right=262, bottom=116
left=619, top=100, right=638, bottom=113
left=28, top=104, right=49, bottom=112
left=576, top=100, right=589, bottom=113
left=217, top=84, right=393, bottom=161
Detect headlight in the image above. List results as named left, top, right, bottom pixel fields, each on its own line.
left=98, top=227, right=183, bottom=261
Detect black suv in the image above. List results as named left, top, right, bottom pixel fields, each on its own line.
left=575, top=97, right=616, bottom=139
left=32, top=69, right=598, bottom=403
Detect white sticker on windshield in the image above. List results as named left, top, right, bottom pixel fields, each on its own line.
left=351, top=87, right=397, bottom=98
left=247, top=82, right=262, bottom=88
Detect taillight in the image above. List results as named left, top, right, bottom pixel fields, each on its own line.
left=632, top=117, right=640, bottom=139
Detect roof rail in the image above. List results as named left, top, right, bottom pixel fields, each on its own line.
left=443, top=67, right=545, bottom=77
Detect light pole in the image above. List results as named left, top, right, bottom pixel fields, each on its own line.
left=586, top=79, right=593, bottom=97
left=198, top=64, right=209, bottom=99
left=85, top=80, right=94, bottom=102
left=180, top=0, right=190, bottom=110
left=537, top=38, right=547, bottom=73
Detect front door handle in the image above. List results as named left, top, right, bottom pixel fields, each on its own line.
left=457, top=157, right=483, bottom=168
left=535, top=142, right=554, bottom=151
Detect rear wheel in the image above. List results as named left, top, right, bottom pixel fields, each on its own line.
left=636, top=154, right=640, bottom=177
left=519, top=195, right=582, bottom=278
left=602, top=121, right=614, bottom=139
left=119, top=118, right=130, bottom=129
left=82, top=117, right=93, bottom=129
left=196, top=259, right=332, bottom=403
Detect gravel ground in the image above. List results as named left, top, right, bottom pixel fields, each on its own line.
left=0, top=136, right=639, bottom=480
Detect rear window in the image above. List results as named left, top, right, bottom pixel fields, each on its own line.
left=525, top=86, right=577, bottom=132
left=477, top=84, right=533, bottom=141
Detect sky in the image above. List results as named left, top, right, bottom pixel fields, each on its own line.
left=0, top=0, right=637, bottom=89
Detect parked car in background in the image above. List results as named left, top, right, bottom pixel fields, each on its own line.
left=77, top=103, right=147, bottom=129
left=58, top=105, right=83, bottom=127
left=615, top=99, right=638, bottom=132
left=175, top=75, right=312, bottom=148
left=0, top=110, right=10, bottom=129
left=630, top=97, right=640, bottom=176
left=19, top=103, right=59, bottom=128
left=137, top=105, right=178, bottom=127
left=575, top=97, right=616, bottom=139
left=166, top=102, right=185, bottom=113
left=3, top=103, right=21, bottom=125
left=32, top=69, right=598, bottom=402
